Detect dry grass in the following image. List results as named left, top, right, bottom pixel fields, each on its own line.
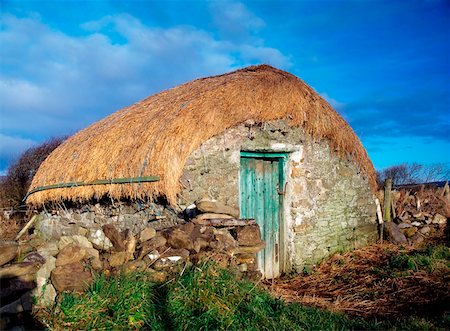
left=0, top=213, right=22, bottom=240
left=268, top=239, right=450, bottom=319
left=28, top=65, right=376, bottom=206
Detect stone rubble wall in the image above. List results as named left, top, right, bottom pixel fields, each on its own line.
left=178, top=119, right=377, bottom=273
left=35, top=201, right=183, bottom=240
left=0, top=204, right=265, bottom=327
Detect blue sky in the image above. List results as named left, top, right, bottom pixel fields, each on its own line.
left=1, top=0, right=449, bottom=174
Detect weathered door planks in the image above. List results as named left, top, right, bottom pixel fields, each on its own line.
left=240, top=152, right=286, bottom=279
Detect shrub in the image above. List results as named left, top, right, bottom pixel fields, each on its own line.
left=0, top=136, right=65, bottom=208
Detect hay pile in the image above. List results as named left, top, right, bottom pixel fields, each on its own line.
left=270, top=242, right=450, bottom=319
left=28, top=65, right=376, bottom=205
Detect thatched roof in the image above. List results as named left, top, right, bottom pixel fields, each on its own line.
left=27, top=65, right=376, bottom=205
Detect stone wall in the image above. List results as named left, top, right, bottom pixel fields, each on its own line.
left=35, top=201, right=182, bottom=241
left=178, top=119, right=377, bottom=273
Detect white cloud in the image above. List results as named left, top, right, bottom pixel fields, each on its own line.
left=0, top=134, right=36, bottom=168
left=319, top=92, right=346, bottom=110
left=210, top=1, right=266, bottom=38
left=0, top=8, right=290, bottom=171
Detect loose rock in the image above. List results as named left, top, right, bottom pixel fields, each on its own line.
left=0, top=242, right=18, bottom=267
left=196, top=199, right=239, bottom=218
left=137, top=235, right=167, bottom=259
left=139, top=227, right=156, bottom=243
left=167, top=228, right=193, bottom=251
left=87, top=228, right=113, bottom=250
left=56, top=245, right=86, bottom=267
left=58, top=235, right=93, bottom=250
left=236, top=225, right=261, bottom=246
left=102, top=224, right=126, bottom=251
left=51, top=262, right=93, bottom=292
left=432, top=214, right=447, bottom=225
left=108, top=251, right=130, bottom=267
left=384, top=222, right=408, bottom=244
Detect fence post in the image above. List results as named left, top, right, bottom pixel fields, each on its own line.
left=383, top=178, right=392, bottom=223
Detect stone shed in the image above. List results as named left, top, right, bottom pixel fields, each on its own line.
left=27, top=65, right=378, bottom=278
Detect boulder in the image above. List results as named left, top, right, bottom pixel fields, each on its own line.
left=384, top=222, right=408, bottom=244
left=56, top=245, right=86, bottom=266
left=419, top=225, right=431, bottom=235
left=235, top=225, right=261, bottom=246
left=139, top=228, right=156, bottom=243
left=58, top=235, right=93, bottom=250
left=37, top=242, right=59, bottom=259
left=23, top=252, right=46, bottom=264
left=236, top=241, right=266, bottom=254
left=124, top=230, right=137, bottom=257
left=410, top=233, right=424, bottom=245
left=0, top=241, right=18, bottom=267
left=0, top=277, right=35, bottom=304
left=102, top=224, right=126, bottom=251
left=403, top=227, right=417, bottom=238
left=51, top=262, right=93, bottom=292
left=213, top=229, right=238, bottom=253
left=167, top=228, right=194, bottom=251
left=432, top=214, right=447, bottom=225
left=137, top=235, right=167, bottom=259
left=33, top=278, right=57, bottom=308
left=0, top=262, right=41, bottom=279
left=34, top=255, right=57, bottom=306
left=87, top=228, right=113, bottom=250
left=0, top=291, right=33, bottom=314
left=196, top=199, right=239, bottom=218
left=180, top=222, right=195, bottom=235
left=193, top=237, right=210, bottom=253
left=36, top=255, right=56, bottom=280
left=108, top=252, right=130, bottom=267
left=85, top=248, right=102, bottom=270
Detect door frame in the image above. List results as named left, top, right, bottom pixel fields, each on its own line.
left=239, top=151, right=288, bottom=276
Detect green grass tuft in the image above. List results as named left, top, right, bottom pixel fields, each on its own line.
left=388, top=244, right=450, bottom=274
left=166, top=261, right=375, bottom=331
left=41, top=271, right=163, bottom=330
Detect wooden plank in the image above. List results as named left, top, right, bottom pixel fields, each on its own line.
left=277, top=158, right=286, bottom=273
left=255, top=159, right=265, bottom=276
left=192, top=218, right=256, bottom=226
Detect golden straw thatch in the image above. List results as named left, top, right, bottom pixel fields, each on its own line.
left=27, top=65, right=376, bottom=205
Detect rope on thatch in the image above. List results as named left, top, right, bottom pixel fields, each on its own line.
left=27, top=64, right=376, bottom=205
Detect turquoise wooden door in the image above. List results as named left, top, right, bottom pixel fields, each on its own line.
left=240, top=152, right=286, bottom=279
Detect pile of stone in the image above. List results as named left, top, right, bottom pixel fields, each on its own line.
left=384, top=189, right=448, bottom=245
left=0, top=199, right=265, bottom=327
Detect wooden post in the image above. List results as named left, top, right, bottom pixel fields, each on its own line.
left=15, top=215, right=40, bottom=241
left=375, top=198, right=384, bottom=244
left=391, top=196, right=397, bottom=219
left=383, top=179, right=392, bottom=223
left=442, top=181, right=449, bottom=197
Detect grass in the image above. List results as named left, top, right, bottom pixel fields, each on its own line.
left=36, top=244, right=449, bottom=330
left=38, top=271, right=164, bottom=330
left=388, top=244, right=450, bottom=275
